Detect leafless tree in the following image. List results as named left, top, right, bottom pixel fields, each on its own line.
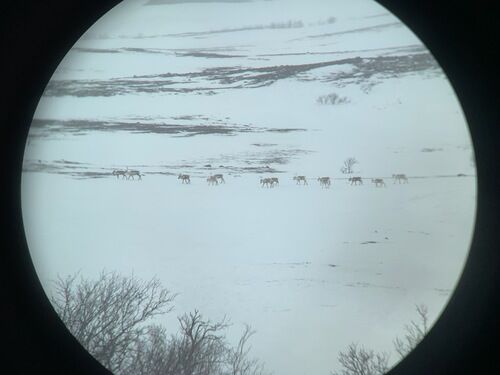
left=331, top=343, right=390, bottom=375
left=332, top=304, right=429, bottom=375
left=50, top=271, right=176, bottom=374
left=51, top=272, right=270, bottom=375
left=393, top=304, right=429, bottom=359
left=227, top=324, right=269, bottom=375
left=172, top=310, right=230, bottom=375
left=125, top=316, right=270, bottom=375
left=341, top=158, right=358, bottom=174
left=124, top=325, right=171, bottom=375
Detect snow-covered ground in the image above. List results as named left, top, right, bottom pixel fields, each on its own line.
left=22, top=0, right=476, bottom=374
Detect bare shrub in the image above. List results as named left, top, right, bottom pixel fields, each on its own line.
left=124, top=312, right=269, bottom=375
left=393, top=304, right=429, bottom=359
left=227, top=324, right=269, bottom=375
left=268, top=20, right=304, bottom=29
left=124, top=325, right=171, bottom=375
left=340, top=157, right=358, bottom=174
left=172, top=310, right=230, bottom=375
left=332, top=304, right=429, bottom=375
left=51, top=271, right=176, bottom=374
left=331, top=343, right=390, bottom=375
left=51, top=272, right=270, bottom=375
left=317, top=93, right=350, bottom=105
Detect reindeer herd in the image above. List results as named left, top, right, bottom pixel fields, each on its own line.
left=111, top=169, right=409, bottom=188
left=112, top=169, right=143, bottom=180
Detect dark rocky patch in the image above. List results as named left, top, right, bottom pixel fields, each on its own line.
left=22, top=146, right=311, bottom=179
left=29, top=118, right=306, bottom=138
left=73, top=47, right=122, bottom=54
left=43, top=52, right=440, bottom=97
left=251, top=143, right=278, bottom=147
left=218, top=148, right=313, bottom=168
left=312, top=53, right=441, bottom=89
left=176, top=51, right=246, bottom=58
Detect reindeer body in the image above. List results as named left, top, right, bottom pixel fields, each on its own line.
left=293, top=176, right=308, bottom=185
left=317, top=177, right=331, bottom=188
left=125, top=170, right=142, bottom=180
left=112, top=169, right=127, bottom=179
left=178, top=174, right=191, bottom=184
left=392, top=174, right=408, bottom=184
left=207, top=175, right=219, bottom=186
left=260, top=177, right=277, bottom=188
left=371, top=178, right=386, bottom=187
left=213, top=174, right=225, bottom=184
left=260, top=178, right=271, bottom=188
left=349, top=177, right=363, bottom=185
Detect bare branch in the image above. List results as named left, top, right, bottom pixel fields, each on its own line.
left=340, top=157, right=358, bottom=174
left=393, top=304, right=429, bottom=359
left=332, top=343, right=389, bottom=375
left=50, top=271, right=176, bottom=374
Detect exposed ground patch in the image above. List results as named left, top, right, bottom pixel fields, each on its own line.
left=43, top=52, right=441, bottom=97
left=29, top=118, right=306, bottom=138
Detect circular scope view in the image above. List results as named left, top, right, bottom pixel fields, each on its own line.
left=22, top=1, right=476, bottom=374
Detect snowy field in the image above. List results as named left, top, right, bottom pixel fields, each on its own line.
left=22, top=173, right=475, bottom=374
left=22, top=0, right=476, bottom=374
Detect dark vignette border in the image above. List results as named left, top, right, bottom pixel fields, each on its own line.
left=0, top=1, right=499, bottom=374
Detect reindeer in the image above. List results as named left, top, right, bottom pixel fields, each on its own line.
left=206, top=175, right=219, bottom=186
left=371, top=178, right=386, bottom=187
left=124, top=170, right=142, bottom=180
left=349, top=177, right=363, bottom=185
left=112, top=169, right=127, bottom=179
left=392, top=174, right=408, bottom=184
left=260, top=177, right=278, bottom=188
left=260, top=178, right=272, bottom=188
left=293, top=176, right=308, bottom=185
left=317, top=177, right=331, bottom=188
left=178, top=174, right=191, bottom=184
left=213, top=174, right=225, bottom=184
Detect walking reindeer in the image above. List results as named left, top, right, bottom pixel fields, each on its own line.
left=125, top=170, right=142, bottom=180
left=260, top=178, right=272, bottom=188
left=178, top=174, right=191, bottom=184
left=371, top=178, right=386, bottom=187
left=207, top=175, right=219, bottom=186
left=317, top=177, right=331, bottom=188
left=293, top=176, right=308, bottom=185
left=260, top=177, right=278, bottom=188
left=112, top=168, right=142, bottom=180
left=349, top=177, right=363, bottom=185
left=112, top=169, right=127, bottom=179
left=213, top=174, right=225, bottom=184
left=392, top=174, right=409, bottom=184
